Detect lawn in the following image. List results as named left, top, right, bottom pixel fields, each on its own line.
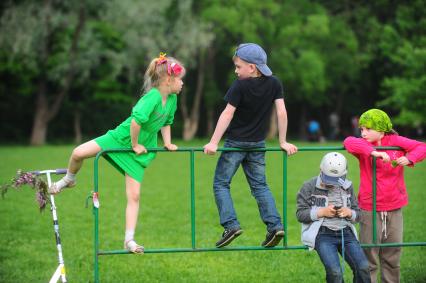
left=0, top=141, right=425, bottom=282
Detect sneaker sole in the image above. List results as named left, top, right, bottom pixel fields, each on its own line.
left=262, top=231, right=285, bottom=248
left=216, top=230, right=243, bottom=248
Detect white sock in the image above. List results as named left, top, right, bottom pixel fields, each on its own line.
left=64, top=172, right=76, bottom=182
left=54, top=172, right=76, bottom=190
left=125, top=230, right=135, bottom=243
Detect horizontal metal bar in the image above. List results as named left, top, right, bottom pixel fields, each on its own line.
left=361, top=242, right=426, bottom=248
left=97, top=146, right=402, bottom=154
left=98, top=241, right=426, bottom=255
left=30, top=168, right=68, bottom=175
left=98, top=246, right=308, bottom=255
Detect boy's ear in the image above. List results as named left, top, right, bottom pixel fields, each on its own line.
left=249, top=63, right=259, bottom=75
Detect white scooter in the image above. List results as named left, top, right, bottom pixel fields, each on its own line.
left=31, top=169, right=68, bottom=283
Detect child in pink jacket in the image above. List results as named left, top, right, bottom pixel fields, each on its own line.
left=343, top=109, right=426, bottom=283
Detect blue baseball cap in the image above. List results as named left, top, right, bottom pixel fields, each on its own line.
left=235, top=43, right=272, bottom=76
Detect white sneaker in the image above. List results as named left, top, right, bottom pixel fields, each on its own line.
left=48, top=178, right=76, bottom=194
left=124, top=240, right=144, bottom=254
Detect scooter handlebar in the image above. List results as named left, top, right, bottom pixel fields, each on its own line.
left=30, top=169, right=68, bottom=176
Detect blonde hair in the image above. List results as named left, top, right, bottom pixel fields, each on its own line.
left=142, top=55, right=185, bottom=95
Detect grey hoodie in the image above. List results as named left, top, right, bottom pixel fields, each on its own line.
left=296, top=176, right=361, bottom=250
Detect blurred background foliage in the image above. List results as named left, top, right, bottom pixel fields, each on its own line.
left=0, top=0, right=425, bottom=145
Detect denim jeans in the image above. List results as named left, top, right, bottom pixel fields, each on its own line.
left=315, top=226, right=371, bottom=283
left=213, top=139, right=283, bottom=232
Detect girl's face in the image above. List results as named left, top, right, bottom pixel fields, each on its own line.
left=170, top=76, right=184, bottom=94
left=360, top=126, right=384, bottom=143
left=234, top=57, right=258, bottom=79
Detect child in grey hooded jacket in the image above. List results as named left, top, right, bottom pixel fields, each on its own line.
left=296, top=152, right=370, bottom=283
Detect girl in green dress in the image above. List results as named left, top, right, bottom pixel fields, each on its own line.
left=49, top=53, right=185, bottom=253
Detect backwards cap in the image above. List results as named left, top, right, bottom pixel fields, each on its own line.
left=358, top=109, right=393, bottom=133
left=320, top=152, right=348, bottom=186
left=235, top=43, right=272, bottom=76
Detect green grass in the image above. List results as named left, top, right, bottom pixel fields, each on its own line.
left=0, top=141, right=425, bottom=282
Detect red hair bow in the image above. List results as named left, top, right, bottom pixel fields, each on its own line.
left=168, top=62, right=183, bottom=76
left=156, top=52, right=183, bottom=76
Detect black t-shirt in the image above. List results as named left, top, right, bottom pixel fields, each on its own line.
left=224, top=75, right=284, bottom=142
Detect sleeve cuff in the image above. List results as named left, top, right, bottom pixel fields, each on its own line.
left=132, top=114, right=147, bottom=125
left=310, top=208, right=319, bottom=221
left=350, top=210, right=357, bottom=222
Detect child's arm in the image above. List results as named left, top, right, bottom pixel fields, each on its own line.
left=275, top=99, right=297, bottom=155
left=161, top=125, right=178, bottom=151
left=393, top=135, right=426, bottom=166
left=343, top=136, right=390, bottom=161
left=296, top=188, right=314, bottom=224
left=343, top=137, right=374, bottom=156
left=203, top=103, right=236, bottom=154
left=335, top=185, right=360, bottom=222
left=131, top=119, right=147, bottom=154
left=296, top=181, right=334, bottom=223
left=318, top=206, right=339, bottom=219
left=371, top=150, right=390, bottom=162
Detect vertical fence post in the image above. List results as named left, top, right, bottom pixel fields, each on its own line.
left=372, top=156, right=377, bottom=244
left=190, top=150, right=196, bottom=249
left=282, top=152, right=288, bottom=246
left=94, top=152, right=101, bottom=283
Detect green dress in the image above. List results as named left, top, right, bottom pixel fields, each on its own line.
left=95, top=88, right=177, bottom=182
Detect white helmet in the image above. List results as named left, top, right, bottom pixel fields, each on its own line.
left=319, top=152, right=348, bottom=186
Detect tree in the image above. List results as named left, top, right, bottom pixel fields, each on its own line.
left=100, top=0, right=213, bottom=141
left=272, top=2, right=334, bottom=138
left=377, top=1, right=426, bottom=127
left=0, top=0, right=212, bottom=144
left=0, top=1, right=104, bottom=145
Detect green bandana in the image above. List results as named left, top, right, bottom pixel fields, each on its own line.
left=358, top=109, right=393, bottom=132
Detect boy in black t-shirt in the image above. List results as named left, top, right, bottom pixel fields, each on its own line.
left=204, top=43, right=298, bottom=248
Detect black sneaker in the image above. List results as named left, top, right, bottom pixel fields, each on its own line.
left=261, top=229, right=284, bottom=247
left=215, top=228, right=243, bottom=248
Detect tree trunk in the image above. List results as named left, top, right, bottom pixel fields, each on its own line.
left=29, top=0, right=51, bottom=145
left=267, top=108, right=278, bottom=139
left=29, top=3, right=86, bottom=145
left=30, top=116, right=48, bottom=145
left=181, top=49, right=206, bottom=141
left=30, top=81, right=49, bottom=145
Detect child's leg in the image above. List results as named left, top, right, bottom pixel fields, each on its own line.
left=242, top=151, right=282, bottom=232
left=213, top=151, right=244, bottom=229
left=125, top=174, right=141, bottom=232
left=342, top=228, right=371, bottom=283
left=360, top=210, right=382, bottom=283
left=378, top=209, right=402, bottom=283
left=50, top=140, right=101, bottom=194
left=124, top=174, right=143, bottom=253
left=67, top=140, right=102, bottom=174
left=315, top=228, right=343, bottom=283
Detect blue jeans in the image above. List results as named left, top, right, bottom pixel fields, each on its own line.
left=213, top=139, right=283, bottom=232
left=315, top=226, right=371, bottom=283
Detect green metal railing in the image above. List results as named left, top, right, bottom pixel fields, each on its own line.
left=91, top=146, right=426, bottom=282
